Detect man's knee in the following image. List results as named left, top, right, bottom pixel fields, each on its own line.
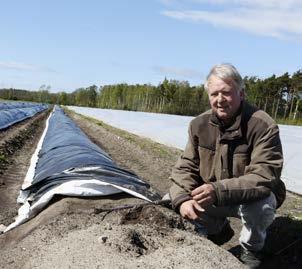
left=239, top=192, right=277, bottom=228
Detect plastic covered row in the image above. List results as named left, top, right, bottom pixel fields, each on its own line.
left=0, top=104, right=48, bottom=130
left=5, top=106, right=161, bottom=232
left=0, top=101, right=42, bottom=110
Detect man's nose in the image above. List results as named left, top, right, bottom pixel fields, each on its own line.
left=217, top=93, right=225, bottom=102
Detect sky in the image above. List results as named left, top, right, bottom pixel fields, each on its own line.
left=0, top=0, right=301, bottom=92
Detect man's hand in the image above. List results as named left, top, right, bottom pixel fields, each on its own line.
left=179, top=199, right=204, bottom=220
left=191, top=184, right=217, bottom=207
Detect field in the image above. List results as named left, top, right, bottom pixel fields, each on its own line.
left=0, top=108, right=301, bottom=268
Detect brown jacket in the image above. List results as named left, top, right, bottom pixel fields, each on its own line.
left=170, top=101, right=286, bottom=209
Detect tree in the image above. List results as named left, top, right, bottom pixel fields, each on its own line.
left=291, top=70, right=302, bottom=119
left=87, top=85, right=97, bottom=107
left=59, top=92, right=68, bottom=105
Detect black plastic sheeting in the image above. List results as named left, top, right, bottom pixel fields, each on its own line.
left=24, top=106, right=161, bottom=203
left=0, top=102, right=48, bottom=130
left=0, top=101, right=39, bottom=110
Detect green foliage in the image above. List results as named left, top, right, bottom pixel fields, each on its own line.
left=97, top=80, right=209, bottom=116
left=1, top=70, right=301, bottom=122
left=0, top=86, right=57, bottom=104
left=244, top=71, right=302, bottom=121
left=276, top=118, right=302, bottom=126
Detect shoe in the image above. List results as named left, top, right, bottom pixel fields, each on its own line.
left=239, top=248, right=262, bottom=269
left=207, top=220, right=234, bottom=245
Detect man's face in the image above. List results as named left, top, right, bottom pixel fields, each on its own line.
left=207, top=75, right=243, bottom=122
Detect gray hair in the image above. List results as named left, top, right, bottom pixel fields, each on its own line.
left=204, top=63, right=245, bottom=92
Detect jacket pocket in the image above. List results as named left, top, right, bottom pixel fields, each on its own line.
left=198, top=146, right=215, bottom=182
left=233, top=153, right=250, bottom=177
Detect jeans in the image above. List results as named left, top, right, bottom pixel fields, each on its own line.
left=196, top=192, right=277, bottom=251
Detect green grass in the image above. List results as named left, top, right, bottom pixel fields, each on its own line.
left=276, top=118, right=302, bottom=126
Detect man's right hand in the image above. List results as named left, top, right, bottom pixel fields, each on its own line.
left=179, top=199, right=204, bottom=220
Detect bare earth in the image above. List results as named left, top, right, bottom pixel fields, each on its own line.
left=0, top=109, right=301, bottom=269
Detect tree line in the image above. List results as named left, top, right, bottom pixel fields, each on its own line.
left=244, top=70, right=302, bottom=121
left=0, top=71, right=301, bottom=121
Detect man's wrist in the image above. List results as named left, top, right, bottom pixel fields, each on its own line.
left=209, top=183, right=219, bottom=206
left=172, top=194, right=192, bottom=211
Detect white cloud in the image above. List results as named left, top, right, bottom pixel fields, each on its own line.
left=191, top=0, right=302, bottom=9
left=0, top=61, right=56, bottom=73
left=154, top=66, right=202, bottom=79
left=161, top=0, right=302, bottom=39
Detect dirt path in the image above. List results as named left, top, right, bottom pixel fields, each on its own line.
left=0, top=108, right=301, bottom=268
left=0, top=110, right=50, bottom=226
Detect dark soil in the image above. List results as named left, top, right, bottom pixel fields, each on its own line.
left=0, top=110, right=50, bottom=225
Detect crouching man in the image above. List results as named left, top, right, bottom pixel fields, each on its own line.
left=169, top=63, right=286, bottom=268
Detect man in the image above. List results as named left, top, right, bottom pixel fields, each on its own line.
left=169, top=63, right=286, bottom=268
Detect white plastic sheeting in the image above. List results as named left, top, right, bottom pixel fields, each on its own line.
left=68, top=106, right=302, bottom=195
left=67, top=106, right=191, bottom=149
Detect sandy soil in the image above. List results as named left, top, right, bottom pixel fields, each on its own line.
left=0, top=108, right=301, bottom=268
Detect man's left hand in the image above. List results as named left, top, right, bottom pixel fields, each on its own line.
left=191, top=184, right=217, bottom=207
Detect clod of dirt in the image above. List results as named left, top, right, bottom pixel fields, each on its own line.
left=119, top=205, right=189, bottom=231
left=128, top=230, right=148, bottom=256
left=105, top=225, right=163, bottom=258
left=99, top=235, right=108, bottom=243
